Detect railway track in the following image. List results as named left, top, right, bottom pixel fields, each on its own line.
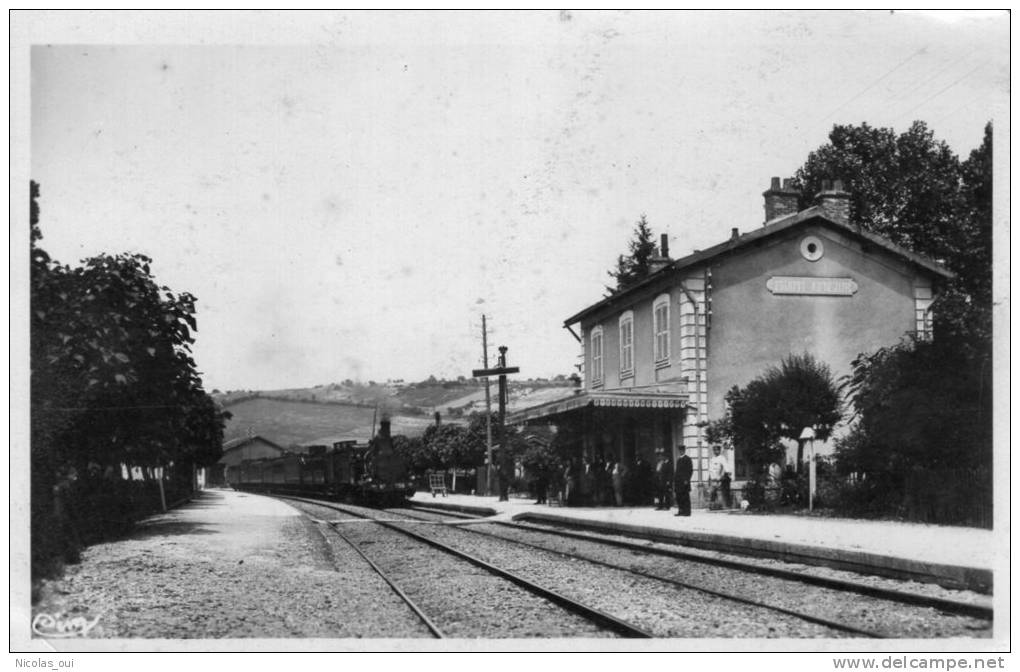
left=391, top=506, right=886, bottom=638
left=287, top=497, right=650, bottom=638
left=281, top=496, right=915, bottom=638
left=323, top=516, right=446, bottom=638
left=400, top=505, right=992, bottom=638
left=408, top=504, right=993, bottom=621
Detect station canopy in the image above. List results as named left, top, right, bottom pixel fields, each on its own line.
left=508, top=390, right=689, bottom=424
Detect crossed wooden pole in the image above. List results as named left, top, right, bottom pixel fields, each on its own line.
left=472, top=346, right=519, bottom=501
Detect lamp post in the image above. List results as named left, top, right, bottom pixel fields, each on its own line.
left=799, top=427, right=816, bottom=511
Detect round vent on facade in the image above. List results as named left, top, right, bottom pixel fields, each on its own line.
left=800, top=235, right=824, bottom=261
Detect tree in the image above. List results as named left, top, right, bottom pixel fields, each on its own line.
left=794, top=121, right=962, bottom=259
left=30, top=181, right=228, bottom=574
left=838, top=337, right=991, bottom=476
left=606, top=214, right=658, bottom=294
left=420, top=422, right=470, bottom=470
left=832, top=335, right=992, bottom=525
left=792, top=122, right=993, bottom=522
left=793, top=121, right=992, bottom=348
left=950, top=122, right=994, bottom=345
left=519, top=439, right=560, bottom=482
left=33, top=249, right=225, bottom=476
left=768, top=354, right=843, bottom=464
left=392, top=434, right=431, bottom=476
left=462, top=411, right=528, bottom=468
left=705, top=353, right=843, bottom=503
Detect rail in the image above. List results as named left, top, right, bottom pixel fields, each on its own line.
left=284, top=495, right=653, bottom=638
left=402, top=505, right=993, bottom=630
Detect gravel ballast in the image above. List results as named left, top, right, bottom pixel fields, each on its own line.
left=296, top=500, right=615, bottom=638
left=396, top=508, right=993, bottom=639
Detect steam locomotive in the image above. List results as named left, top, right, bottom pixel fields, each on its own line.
left=225, top=419, right=416, bottom=507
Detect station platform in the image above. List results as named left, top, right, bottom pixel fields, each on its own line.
left=408, top=491, right=999, bottom=594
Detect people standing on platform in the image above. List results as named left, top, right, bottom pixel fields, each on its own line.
left=765, top=460, right=784, bottom=506
left=720, top=470, right=732, bottom=508
left=708, top=445, right=731, bottom=508
left=580, top=459, right=594, bottom=506
left=674, top=444, right=694, bottom=517
left=611, top=461, right=625, bottom=506
left=654, top=450, right=674, bottom=510
left=635, top=456, right=653, bottom=505
left=533, top=468, right=549, bottom=505
left=591, top=456, right=605, bottom=506
left=564, top=459, right=579, bottom=506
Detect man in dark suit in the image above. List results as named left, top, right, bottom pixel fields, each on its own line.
left=674, top=444, right=694, bottom=516
left=654, top=449, right=673, bottom=510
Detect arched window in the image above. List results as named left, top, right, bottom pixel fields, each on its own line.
left=653, top=294, right=671, bottom=364
left=590, top=325, right=604, bottom=386
left=618, top=311, right=634, bottom=377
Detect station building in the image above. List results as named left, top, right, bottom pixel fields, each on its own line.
left=509, top=178, right=953, bottom=501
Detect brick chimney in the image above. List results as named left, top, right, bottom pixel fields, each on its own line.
left=763, top=177, right=800, bottom=224
left=815, top=179, right=851, bottom=225
left=649, top=233, right=672, bottom=273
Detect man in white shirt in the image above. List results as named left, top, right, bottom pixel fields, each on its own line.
left=708, top=445, right=731, bottom=507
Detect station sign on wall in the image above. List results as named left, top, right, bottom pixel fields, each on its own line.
left=766, top=276, right=858, bottom=297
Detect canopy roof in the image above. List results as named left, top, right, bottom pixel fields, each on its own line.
left=508, top=390, right=689, bottom=424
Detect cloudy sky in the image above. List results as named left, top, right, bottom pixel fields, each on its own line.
left=18, top=10, right=1008, bottom=391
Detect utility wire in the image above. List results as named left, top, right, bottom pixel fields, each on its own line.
left=886, top=56, right=962, bottom=104
left=819, top=47, right=928, bottom=123
left=899, top=62, right=986, bottom=118
left=938, top=93, right=989, bottom=122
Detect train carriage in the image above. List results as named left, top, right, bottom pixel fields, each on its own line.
left=301, top=447, right=327, bottom=487
left=228, top=418, right=415, bottom=505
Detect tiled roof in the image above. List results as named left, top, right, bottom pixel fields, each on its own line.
left=564, top=207, right=954, bottom=327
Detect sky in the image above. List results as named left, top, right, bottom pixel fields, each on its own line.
left=18, top=10, right=1009, bottom=392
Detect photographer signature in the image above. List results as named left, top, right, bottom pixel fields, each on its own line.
left=32, top=613, right=100, bottom=638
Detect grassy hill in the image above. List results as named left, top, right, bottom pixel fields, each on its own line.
left=221, top=397, right=437, bottom=447
left=214, top=378, right=576, bottom=448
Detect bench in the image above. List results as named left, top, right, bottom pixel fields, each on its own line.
left=428, top=473, right=448, bottom=497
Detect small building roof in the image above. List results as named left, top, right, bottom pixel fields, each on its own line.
left=218, top=435, right=286, bottom=465
left=222, top=435, right=285, bottom=453
left=565, top=207, right=954, bottom=327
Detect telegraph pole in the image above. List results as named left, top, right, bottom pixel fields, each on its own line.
left=472, top=346, right=520, bottom=502
left=481, top=315, right=494, bottom=496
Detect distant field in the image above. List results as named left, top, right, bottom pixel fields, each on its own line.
left=216, top=380, right=575, bottom=448
left=388, top=385, right=487, bottom=409
left=222, top=398, right=439, bottom=447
